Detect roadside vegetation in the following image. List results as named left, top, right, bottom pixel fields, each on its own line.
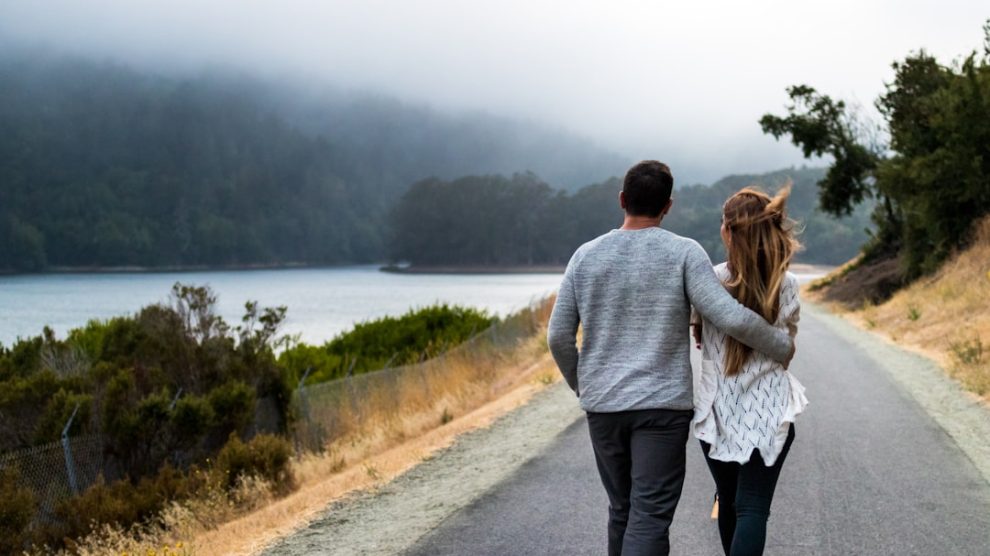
left=809, top=216, right=990, bottom=400
left=0, top=284, right=530, bottom=554
left=278, top=304, right=494, bottom=384
left=762, top=20, right=990, bottom=305
left=783, top=21, right=990, bottom=401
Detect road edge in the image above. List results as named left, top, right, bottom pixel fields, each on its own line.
left=805, top=302, right=990, bottom=485
left=261, top=382, right=584, bottom=555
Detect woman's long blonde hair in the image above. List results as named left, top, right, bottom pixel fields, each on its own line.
left=721, top=183, right=801, bottom=376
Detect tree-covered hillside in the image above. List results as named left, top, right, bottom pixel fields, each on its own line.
left=0, top=51, right=874, bottom=273
left=760, top=21, right=990, bottom=289
left=665, top=166, right=874, bottom=264
left=0, top=51, right=627, bottom=271
left=389, top=167, right=873, bottom=267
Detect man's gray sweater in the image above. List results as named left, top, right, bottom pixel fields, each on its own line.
left=547, top=227, right=792, bottom=413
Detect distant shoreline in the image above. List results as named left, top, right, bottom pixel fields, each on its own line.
left=1, top=261, right=834, bottom=277
left=380, top=264, right=566, bottom=275
left=0, top=262, right=366, bottom=277
left=384, top=262, right=834, bottom=276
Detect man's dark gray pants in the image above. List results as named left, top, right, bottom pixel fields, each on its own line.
left=586, top=408, right=693, bottom=556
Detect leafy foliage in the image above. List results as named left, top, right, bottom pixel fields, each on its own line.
left=761, top=21, right=990, bottom=280
left=760, top=85, right=882, bottom=217
left=0, top=284, right=290, bottom=478
left=214, top=433, right=294, bottom=494
left=0, top=467, right=37, bottom=554
left=0, top=285, right=495, bottom=550
left=279, top=304, right=495, bottom=384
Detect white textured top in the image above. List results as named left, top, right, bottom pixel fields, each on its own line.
left=692, top=263, right=808, bottom=466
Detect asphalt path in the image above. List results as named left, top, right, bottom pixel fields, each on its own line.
left=405, top=305, right=990, bottom=556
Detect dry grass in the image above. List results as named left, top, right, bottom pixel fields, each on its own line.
left=194, top=355, right=559, bottom=555
left=66, top=298, right=560, bottom=555
left=808, top=217, right=990, bottom=400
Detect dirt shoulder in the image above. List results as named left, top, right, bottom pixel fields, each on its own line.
left=803, top=302, right=990, bottom=485
left=260, top=382, right=582, bottom=556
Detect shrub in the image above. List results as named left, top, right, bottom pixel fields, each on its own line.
left=208, top=381, right=257, bottom=435
left=951, top=336, right=984, bottom=365
left=214, top=433, right=294, bottom=494
left=907, top=306, right=921, bottom=321
left=0, top=467, right=36, bottom=554
left=49, top=463, right=207, bottom=546
left=0, top=283, right=300, bottom=550
left=171, top=395, right=215, bottom=447
left=279, top=303, right=494, bottom=384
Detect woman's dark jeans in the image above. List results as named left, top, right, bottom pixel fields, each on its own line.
left=701, top=425, right=795, bottom=556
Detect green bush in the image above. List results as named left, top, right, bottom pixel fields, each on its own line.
left=214, top=433, right=294, bottom=494
left=49, top=463, right=207, bottom=545
left=0, top=467, right=37, bottom=555
left=0, top=282, right=299, bottom=551
left=280, top=303, right=494, bottom=384
left=208, top=381, right=257, bottom=435
left=171, top=395, right=215, bottom=447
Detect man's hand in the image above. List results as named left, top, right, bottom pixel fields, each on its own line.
left=691, top=322, right=703, bottom=349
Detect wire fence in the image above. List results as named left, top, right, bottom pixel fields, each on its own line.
left=291, top=299, right=550, bottom=453
left=0, top=296, right=552, bottom=532
left=0, top=434, right=110, bottom=524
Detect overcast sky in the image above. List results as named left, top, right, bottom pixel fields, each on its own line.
left=1, top=1, right=986, bottom=183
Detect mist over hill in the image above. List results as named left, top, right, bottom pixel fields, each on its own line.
left=0, top=52, right=868, bottom=272
left=389, top=167, right=872, bottom=268
left=0, top=51, right=626, bottom=271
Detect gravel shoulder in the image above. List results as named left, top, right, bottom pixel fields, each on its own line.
left=804, top=302, right=990, bottom=484
left=261, top=382, right=583, bottom=556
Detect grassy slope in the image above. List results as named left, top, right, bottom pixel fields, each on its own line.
left=807, top=217, right=990, bottom=400
left=65, top=299, right=559, bottom=555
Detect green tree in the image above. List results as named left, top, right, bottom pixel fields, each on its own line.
left=761, top=21, right=990, bottom=279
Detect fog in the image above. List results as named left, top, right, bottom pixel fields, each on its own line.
left=1, top=0, right=986, bottom=183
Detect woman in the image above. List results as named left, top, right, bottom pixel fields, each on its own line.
left=691, top=184, right=808, bottom=556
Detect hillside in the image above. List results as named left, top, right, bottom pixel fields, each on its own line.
left=0, top=52, right=874, bottom=273
left=0, top=50, right=627, bottom=271
left=389, top=167, right=873, bottom=267
left=808, top=216, right=990, bottom=399
left=665, top=166, right=873, bottom=265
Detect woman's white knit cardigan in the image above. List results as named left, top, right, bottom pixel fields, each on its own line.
left=692, top=263, right=809, bottom=466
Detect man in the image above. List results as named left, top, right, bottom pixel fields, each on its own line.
left=547, top=160, right=794, bottom=556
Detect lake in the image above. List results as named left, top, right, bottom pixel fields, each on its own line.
left=0, top=265, right=829, bottom=348
left=0, top=266, right=564, bottom=347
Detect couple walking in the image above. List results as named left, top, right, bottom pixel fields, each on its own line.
left=548, top=160, right=808, bottom=556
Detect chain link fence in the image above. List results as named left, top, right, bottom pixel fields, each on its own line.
left=0, top=296, right=552, bottom=533
left=291, top=298, right=550, bottom=453
left=0, top=433, right=111, bottom=524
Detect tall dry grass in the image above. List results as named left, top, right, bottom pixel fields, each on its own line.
left=840, top=217, right=990, bottom=398
left=63, top=297, right=558, bottom=555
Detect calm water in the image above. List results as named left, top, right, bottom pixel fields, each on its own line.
left=0, top=266, right=564, bottom=346
left=0, top=266, right=828, bottom=348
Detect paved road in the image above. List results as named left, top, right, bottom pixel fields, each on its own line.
left=405, top=306, right=990, bottom=555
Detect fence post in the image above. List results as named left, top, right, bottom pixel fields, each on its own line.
left=169, top=388, right=184, bottom=410
left=61, top=402, right=81, bottom=495
left=294, top=367, right=313, bottom=455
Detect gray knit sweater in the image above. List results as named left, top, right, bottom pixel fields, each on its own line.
left=547, top=227, right=792, bottom=413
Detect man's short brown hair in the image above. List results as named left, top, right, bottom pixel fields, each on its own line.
left=622, top=161, right=673, bottom=217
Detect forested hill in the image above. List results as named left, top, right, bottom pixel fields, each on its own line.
left=664, top=167, right=873, bottom=264
left=0, top=51, right=627, bottom=271
left=389, top=167, right=873, bottom=267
